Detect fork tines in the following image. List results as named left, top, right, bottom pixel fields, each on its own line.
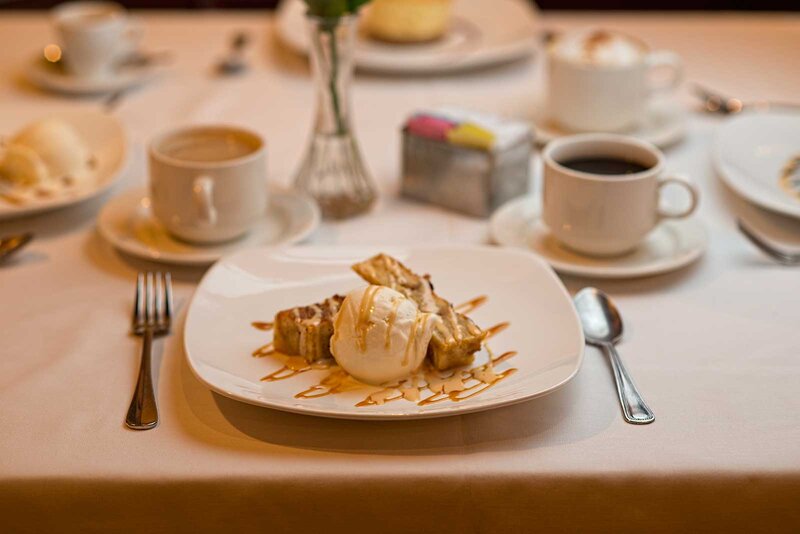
left=132, top=272, right=173, bottom=334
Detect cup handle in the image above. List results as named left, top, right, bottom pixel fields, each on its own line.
left=646, top=50, right=683, bottom=97
left=657, top=174, right=699, bottom=220
left=193, top=176, right=218, bottom=227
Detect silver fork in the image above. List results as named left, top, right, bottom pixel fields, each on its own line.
left=737, top=218, right=800, bottom=266
left=126, top=272, right=173, bottom=430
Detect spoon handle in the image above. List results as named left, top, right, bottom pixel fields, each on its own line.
left=603, top=343, right=655, bottom=424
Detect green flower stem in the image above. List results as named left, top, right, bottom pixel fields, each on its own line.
left=322, top=20, right=347, bottom=136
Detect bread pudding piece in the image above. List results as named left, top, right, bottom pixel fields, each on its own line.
left=351, top=254, right=486, bottom=370
left=273, top=295, right=345, bottom=362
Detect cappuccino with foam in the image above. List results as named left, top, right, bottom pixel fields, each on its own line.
left=551, top=30, right=647, bottom=68
left=546, top=29, right=683, bottom=132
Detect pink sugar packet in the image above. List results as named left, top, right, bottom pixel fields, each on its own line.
left=405, top=114, right=456, bottom=141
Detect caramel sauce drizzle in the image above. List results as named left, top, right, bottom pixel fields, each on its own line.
left=485, top=322, right=509, bottom=340
left=296, top=370, right=362, bottom=399
left=454, top=295, right=488, bottom=315
left=260, top=355, right=333, bottom=382
left=402, top=312, right=427, bottom=366
left=251, top=295, right=518, bottom=408
left=356, top=285, right=381, bottom=352
left=252, top=342, right=274, bottom=357
left=385, top=297, right=402, bottom=349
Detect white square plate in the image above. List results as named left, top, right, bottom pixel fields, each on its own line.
left=184, top=245, right=584, bottom=420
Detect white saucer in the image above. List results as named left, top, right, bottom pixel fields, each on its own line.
left=276, top=0, right=539, bottom=74
left=23, top=55, right=165, bottom=95
left=98, top=187, right=320, bottom=265
left=713, top=111, right=800, bottom=220
left=490, top=196, right=708, bottom=279
left=0, top=109, right=127, bottom=220
left=531, top=99, right=687, bottom=149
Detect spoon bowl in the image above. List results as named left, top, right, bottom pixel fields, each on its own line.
left=574, top=288, right=624, bottom=345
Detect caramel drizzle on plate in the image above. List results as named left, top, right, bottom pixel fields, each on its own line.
left=252, top=342, right=274, bottom=357
left=251, top=296, right=518, bottom=407
left=484, top=322, right=509, bottom=340
left=260, top=356, right=333, bottom=382
left=454, top=295, right=487, bottom=315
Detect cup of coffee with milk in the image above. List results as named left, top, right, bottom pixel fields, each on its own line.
left=546, top=29, right=683, bottom=132
left=52, top=1, right=141, bottom=79
left=148, top=125, right=268, bottom=244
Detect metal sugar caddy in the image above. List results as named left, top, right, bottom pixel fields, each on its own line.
left=401, top=108, right=533, bottom=217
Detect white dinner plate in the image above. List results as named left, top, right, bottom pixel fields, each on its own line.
left=531, top=98, right=687, bottom=149
left=23, top=55, right=166, bottom=96
left=713, top=111, right=800, bottom=220
left=97, top=187, right=320, bottom=265
left=184, top=245, right=584, bottom=420
left=276, top=0, right=539, bottom=74
left=0, top=110, right=127, bottom=221
left=490, top=197, right=708, bottom=279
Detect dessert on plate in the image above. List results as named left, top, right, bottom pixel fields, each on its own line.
left=0, top=117, right=95, bottom=201
left=362, top=0, right=453, bottom=43
left=254, top=252, right=518, bottom=408
left=270, top=253, right=491, bottom=385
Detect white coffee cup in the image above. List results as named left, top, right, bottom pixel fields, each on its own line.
left=52, top=1, right=141, bottom=79
left=149, top=125, right=268, bottom=244
left=547, top=29, right=683, bottom=132
left=542, top=133, right=699, bottom=256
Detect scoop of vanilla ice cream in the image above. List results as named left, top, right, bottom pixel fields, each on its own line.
left=0, top=119, right=92, bottom=186
left=330, top=285, right=439, bottom=385
left=0, top=144, right=50, bottom=186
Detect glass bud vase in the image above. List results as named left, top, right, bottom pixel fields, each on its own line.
left=294, top=14, right=376, bottom=220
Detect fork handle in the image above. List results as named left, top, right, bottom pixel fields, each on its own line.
left=126, top=329, right=158, bottom=430
left=602, top=342, right=655, bottom=425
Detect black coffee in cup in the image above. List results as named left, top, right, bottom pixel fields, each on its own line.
left=559, top=157, right=650, bottom=176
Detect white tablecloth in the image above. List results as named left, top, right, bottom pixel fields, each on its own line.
left=1, top=9, right=800, bottom=533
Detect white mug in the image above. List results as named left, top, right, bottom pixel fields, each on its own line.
left=52, top=1, right=141, bottom=79
left=149, top=125, right=268, bottom=244
left=547, top=29, right=683, bottom=132
left=542, top=134, right=699, bottom=256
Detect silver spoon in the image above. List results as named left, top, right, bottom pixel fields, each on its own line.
left=693, top=83, right=800, bottom=115
left=0, top=233, right=33, bottom=263
left=216, top=31, right=251, bottom=76
left=574, top=288, right=655, bottom=425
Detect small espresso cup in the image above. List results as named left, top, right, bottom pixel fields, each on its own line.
left=542, top=134, right=699, bottom=256
left=52, top=1, right=141, bottom=79
left=149, top=125, right=267, bottom=244
left=547, top=29, right=683, bottom=132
